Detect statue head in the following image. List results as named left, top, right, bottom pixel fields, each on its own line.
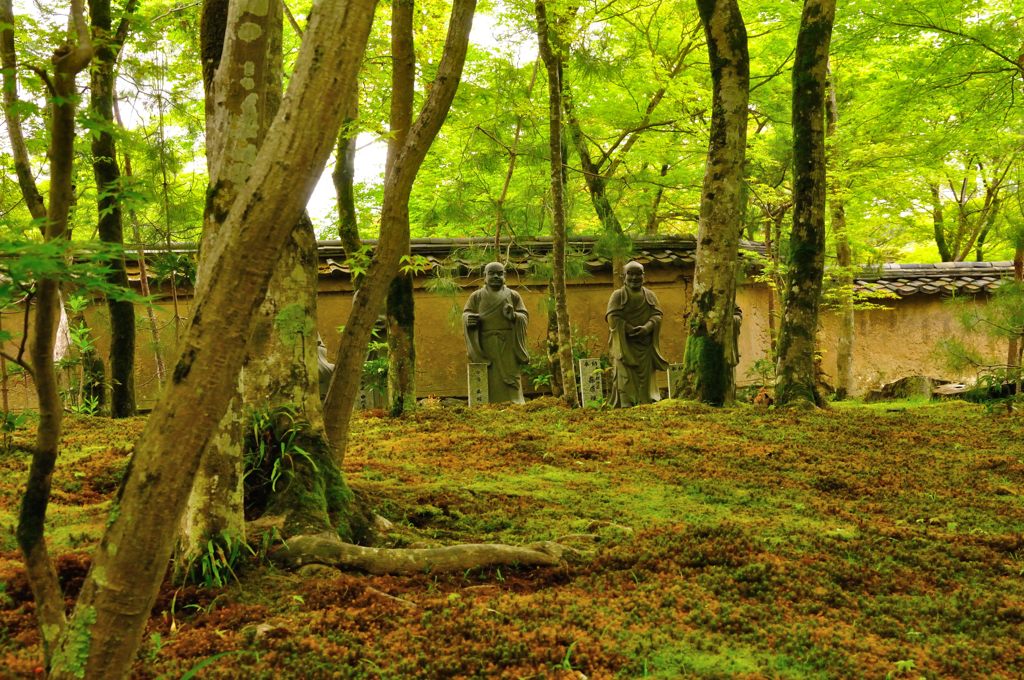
left=484, top=262, right=506, bottom=291
left=623, top=261, right=645, bottom=290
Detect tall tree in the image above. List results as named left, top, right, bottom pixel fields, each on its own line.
left=44, top=1, right=378, bottom=675
left=2, top=0, right=93, bottom=662
left=322, top=0, right=478, bottom=455
left=774, top=0, right=837, bottom=407
left=536, top=0, right=579, bottom=407
left=385, top=0, right=417, bottom=416
left=89, top=0, right=140, bottom=417
left=176, top=0, right=284, bottom=574
left=679, top=0, right=749, bottom=406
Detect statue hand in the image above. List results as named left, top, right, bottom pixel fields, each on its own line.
left=466, top=313, right=480, bottom=328
left=503, top=303, right=515, bottom=320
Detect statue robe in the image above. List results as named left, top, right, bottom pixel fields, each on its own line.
left=606, top=285, right=669, bottom=407
left=463, top=286, right=530, bottom=403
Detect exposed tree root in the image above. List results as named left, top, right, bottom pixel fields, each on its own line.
left=270, top=532, right=567, bottom=575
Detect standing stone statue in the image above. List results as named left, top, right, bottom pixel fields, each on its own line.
left=606, top=261, right=669, bottom=407
left=463, top=262, right=530, bottom=404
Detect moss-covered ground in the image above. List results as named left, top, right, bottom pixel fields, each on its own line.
left=1, top=399, right=1022, bottom=678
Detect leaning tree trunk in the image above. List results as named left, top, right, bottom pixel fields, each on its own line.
left=679, top=0, right=749, bottom=406
left=563, top=83, right=627, bottom=288
left=774, top=0, right=837, bottom=408
left=323, top=0, right=478, bottom=458
left=826, top=62, right=854, bottom=401
left=89, top=0, right=138, bottom=418
left=385, top=0, right=417, bottom=417
left=536, top=0, right=579, bottom=407
left=47, top=1, right=377, bottom=677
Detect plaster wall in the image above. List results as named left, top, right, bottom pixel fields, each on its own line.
left=0, top=273, right=1002, bottom=409
left=818, top=296, right=1005, bottom=395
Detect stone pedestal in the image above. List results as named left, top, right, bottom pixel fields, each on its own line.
left=357, top=384, right=383, bottom=410
left=667, top=363, right=686, bottom=399
left=467, top=363, right=489, bottom=406
left=579, top=358, right=603, bottom=407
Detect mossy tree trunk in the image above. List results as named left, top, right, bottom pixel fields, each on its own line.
left=47, top=1, right=377, bottom=676
left=536, top=0, right=579, bottom=407
left=177, top=0, right=284, bottom=577
left=385, top=0, right=417, bottom=417
left=181, top=0, right=365, bottom=573
left=89, top=0, right=138, bottom=418
left=826, top=63, right=854, bottom=401
left=323, top=0, right=478, bottom=457
left=333, top=82, right=362, bottom=257
left=774, top=0, right=836, bottom=408
left=680, top=0, right=749, bottom=406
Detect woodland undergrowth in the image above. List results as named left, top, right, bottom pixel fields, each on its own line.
left=0, top=399, right=1022, bottom=678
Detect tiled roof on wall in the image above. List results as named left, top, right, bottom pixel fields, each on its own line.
left=127, top=237, right=1017, bottom=298
left=316, top=236, right=712, bottom=276
left=853, top=261, right=1016, bottom=297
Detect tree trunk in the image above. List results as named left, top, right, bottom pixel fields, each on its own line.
left=1009, top=245, right=1023, bottom=370
left=680, top=0, right=749, bottom=406
left=48, top=3, right=376, bottom=676
left=826, top=63, right=853, bottom=401
left=974, top=197, right=1000, bottom=262
left=333, top=89, right=362, bottom=256
left=89, top=0, right=139, bottom=418
left=113, top=104, right=167, bottom=389
left=645, top=164, right=669, bottom=236
left=930, top=183, right=952, bottom=262
left=775, top=0, right=836, bottom=408
left=536, top=0, right=579, bottom=407
left=176, top=0, right=284, bottom=578
left=11, top=0, right=93, bottom=664
left=385, top=0, right=417, bottom=417
left=323, top=0, right=478, bottom=458
left=0, top=0, right=46, bottom=223
left=386, top=274, right=417, bottom=415
left=563, top=82, right=628, bottom=287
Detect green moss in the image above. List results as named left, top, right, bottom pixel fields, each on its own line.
left=50, top=606, right=97, bottom=678
left=273, top=304, right=314, bottom=347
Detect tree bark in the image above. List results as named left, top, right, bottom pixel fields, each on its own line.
left=89, top=0, right=139, bottom=418
left=680, top=0, right=749, bottom=406
left=536, top=0, right=579, bottom=407
left=322, top=0, right=477, bottom=457
left=826, top=63, right=853, bottom=401
left=48, top=2, right=376, bottom=676
left=775, top=0, right=836, bottom=408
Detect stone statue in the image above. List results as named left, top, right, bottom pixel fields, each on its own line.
left=606, top=261, right=669, bottom=407
left=463, top=262, right=530, bottom=403
left=316, top=334, right=335, bottom=400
